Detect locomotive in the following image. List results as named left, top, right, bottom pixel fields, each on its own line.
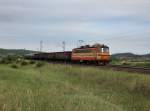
left=26, top=43, right=110, bottom=65
left=72, top=44, right=110, bottom=65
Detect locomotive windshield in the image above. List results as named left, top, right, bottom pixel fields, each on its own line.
left=100, top=47, right=109, bottom=53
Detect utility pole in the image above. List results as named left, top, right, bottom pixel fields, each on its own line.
left=40, top=40, right=43, bottom=52
left=62, top=41, right=67, bottom=64
left=62, top=41, right=66, bottom=52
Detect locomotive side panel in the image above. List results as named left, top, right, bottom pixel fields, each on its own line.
left=71, top=48, right=97, bottom=62
left=71, top=44, right=110, bottom=65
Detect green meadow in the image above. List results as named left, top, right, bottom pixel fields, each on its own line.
left=0, top=62, right=150, bottom=111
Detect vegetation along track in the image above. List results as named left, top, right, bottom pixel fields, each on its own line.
left=97, top=65, right=150, bottom=75
left=48, top=61, right=150, bottom=75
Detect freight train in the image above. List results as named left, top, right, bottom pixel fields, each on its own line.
left=26, top=44, right=110, bottom=65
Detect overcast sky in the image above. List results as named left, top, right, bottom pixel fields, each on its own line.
left=0, top=0, right=150, bottom=54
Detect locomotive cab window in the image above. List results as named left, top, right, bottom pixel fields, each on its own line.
left=100, top=47, right=109, bottom=53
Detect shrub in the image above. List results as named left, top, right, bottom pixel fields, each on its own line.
left=144, top=62, right=150, bottom=67
left=10, top=64, right=19, bottom=69
left=21, top=61, right=28, bottom=66
left=16, top=58, right=22, bottom=63
left=121, top=61, right=130, bottom=65
left=29, top=60, right=36, bottom=64
left=0, top=58, right=11, bottom=64
left=35, top=62, right=45, bottom=68
left=0, top=56, right=22, bottom=64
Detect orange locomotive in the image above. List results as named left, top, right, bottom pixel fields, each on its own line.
left=71, top=44, right=110, bottom=65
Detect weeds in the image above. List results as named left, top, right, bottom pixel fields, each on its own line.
left=10, top=64, right=19, bottom=69
left=0, top=63, right=150, bottom=111
left=21, top=60, right=28, bottom=66
left=35, top=62, right=45, bottom=68
left=29, top=60, right=36, bottom=64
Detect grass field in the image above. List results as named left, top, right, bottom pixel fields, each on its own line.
left=0, top=62, right=150, bottom=111
left=110, top=59, right=150, bottom=67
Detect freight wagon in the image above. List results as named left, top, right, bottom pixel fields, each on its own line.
left=27, top=51, right=72, bottom=61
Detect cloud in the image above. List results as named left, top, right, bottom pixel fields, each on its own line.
left=0, top=0, right=150, bottom=23
left=0, top=0, right=150, bottom=54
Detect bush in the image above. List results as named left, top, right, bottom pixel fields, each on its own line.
left=16, top=58, right=22, bottom=63
left=143, top=62, right=150, bottom=67
left=36, top=62, right=45, bottom=68
left=29, top=60, right=36, bottom=64
left=121, top=61, right=130, bottom=65
left=0, top=56, right=23, bottom=64
left=0, top=58, right=11, bottom=64
left=10, top=64, right=19, bottom=69
left=21, top=61, right=28, bottom=66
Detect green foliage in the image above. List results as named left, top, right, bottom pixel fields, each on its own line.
left=110, top=57, right=150, bottom=67
left=35, top=61, right=45, bottom=67
left=0, top=58, right=10, bottom=64
left=0, top=56, right=13, bottom=64
left=0, top=55, right=23, bottom=64
left=0, top=48, right=37, bottom=57
left=10, top=64, right=19, bottom=69
left=111, top=53, right=150, bottom=66
left=110, top=57, right=120, bottom=65
left=29, top=60, right=36, bottom=64
left=0, top=55, right=32, bottom=67
left=20, top=60, right=28, bottom=66
left=144, top=62, right=150, bottom=67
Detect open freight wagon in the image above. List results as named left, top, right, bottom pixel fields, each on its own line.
left=27, top=51, right=72, bottom=61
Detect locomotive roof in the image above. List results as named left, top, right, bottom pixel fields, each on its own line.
left=35, top=51, right=72, bottom=54
left=74, top=44, right=109, bottom=50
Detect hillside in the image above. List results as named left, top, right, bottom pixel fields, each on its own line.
left=0, top=48, right=38, bottom=57
left=111, top=53, right=150, bottom=60
left=144, top=54, right=150, bottom=57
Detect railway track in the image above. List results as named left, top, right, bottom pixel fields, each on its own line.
left=50, top=61, right=150, bottom=75
left=97, top=65, right=150, bottom=75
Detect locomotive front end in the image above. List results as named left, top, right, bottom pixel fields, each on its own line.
left=97, top=45, right=110, bottom=65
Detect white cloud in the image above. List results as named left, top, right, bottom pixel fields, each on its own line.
left=0, top=0, right=150, bottom=53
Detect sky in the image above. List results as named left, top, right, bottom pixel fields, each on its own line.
left=0, top=0, right=150, bottom=54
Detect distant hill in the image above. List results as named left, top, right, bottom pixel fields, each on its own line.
left=112, top=53, right=140, bottom=58
left=111, top=53, right=150, bottom=60
left=0, top=48, right=38, bottom=57
left=144, top=54, right=150, bottom=57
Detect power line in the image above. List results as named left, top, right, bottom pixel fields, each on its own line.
left=62, top=41, right=66, bottom=52
left=78, top=40, right=84, bottom=47
left=40, top=40, right=43, bottom=52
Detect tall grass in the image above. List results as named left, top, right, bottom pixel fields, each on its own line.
left=0, top=63, right=150, bottom=111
